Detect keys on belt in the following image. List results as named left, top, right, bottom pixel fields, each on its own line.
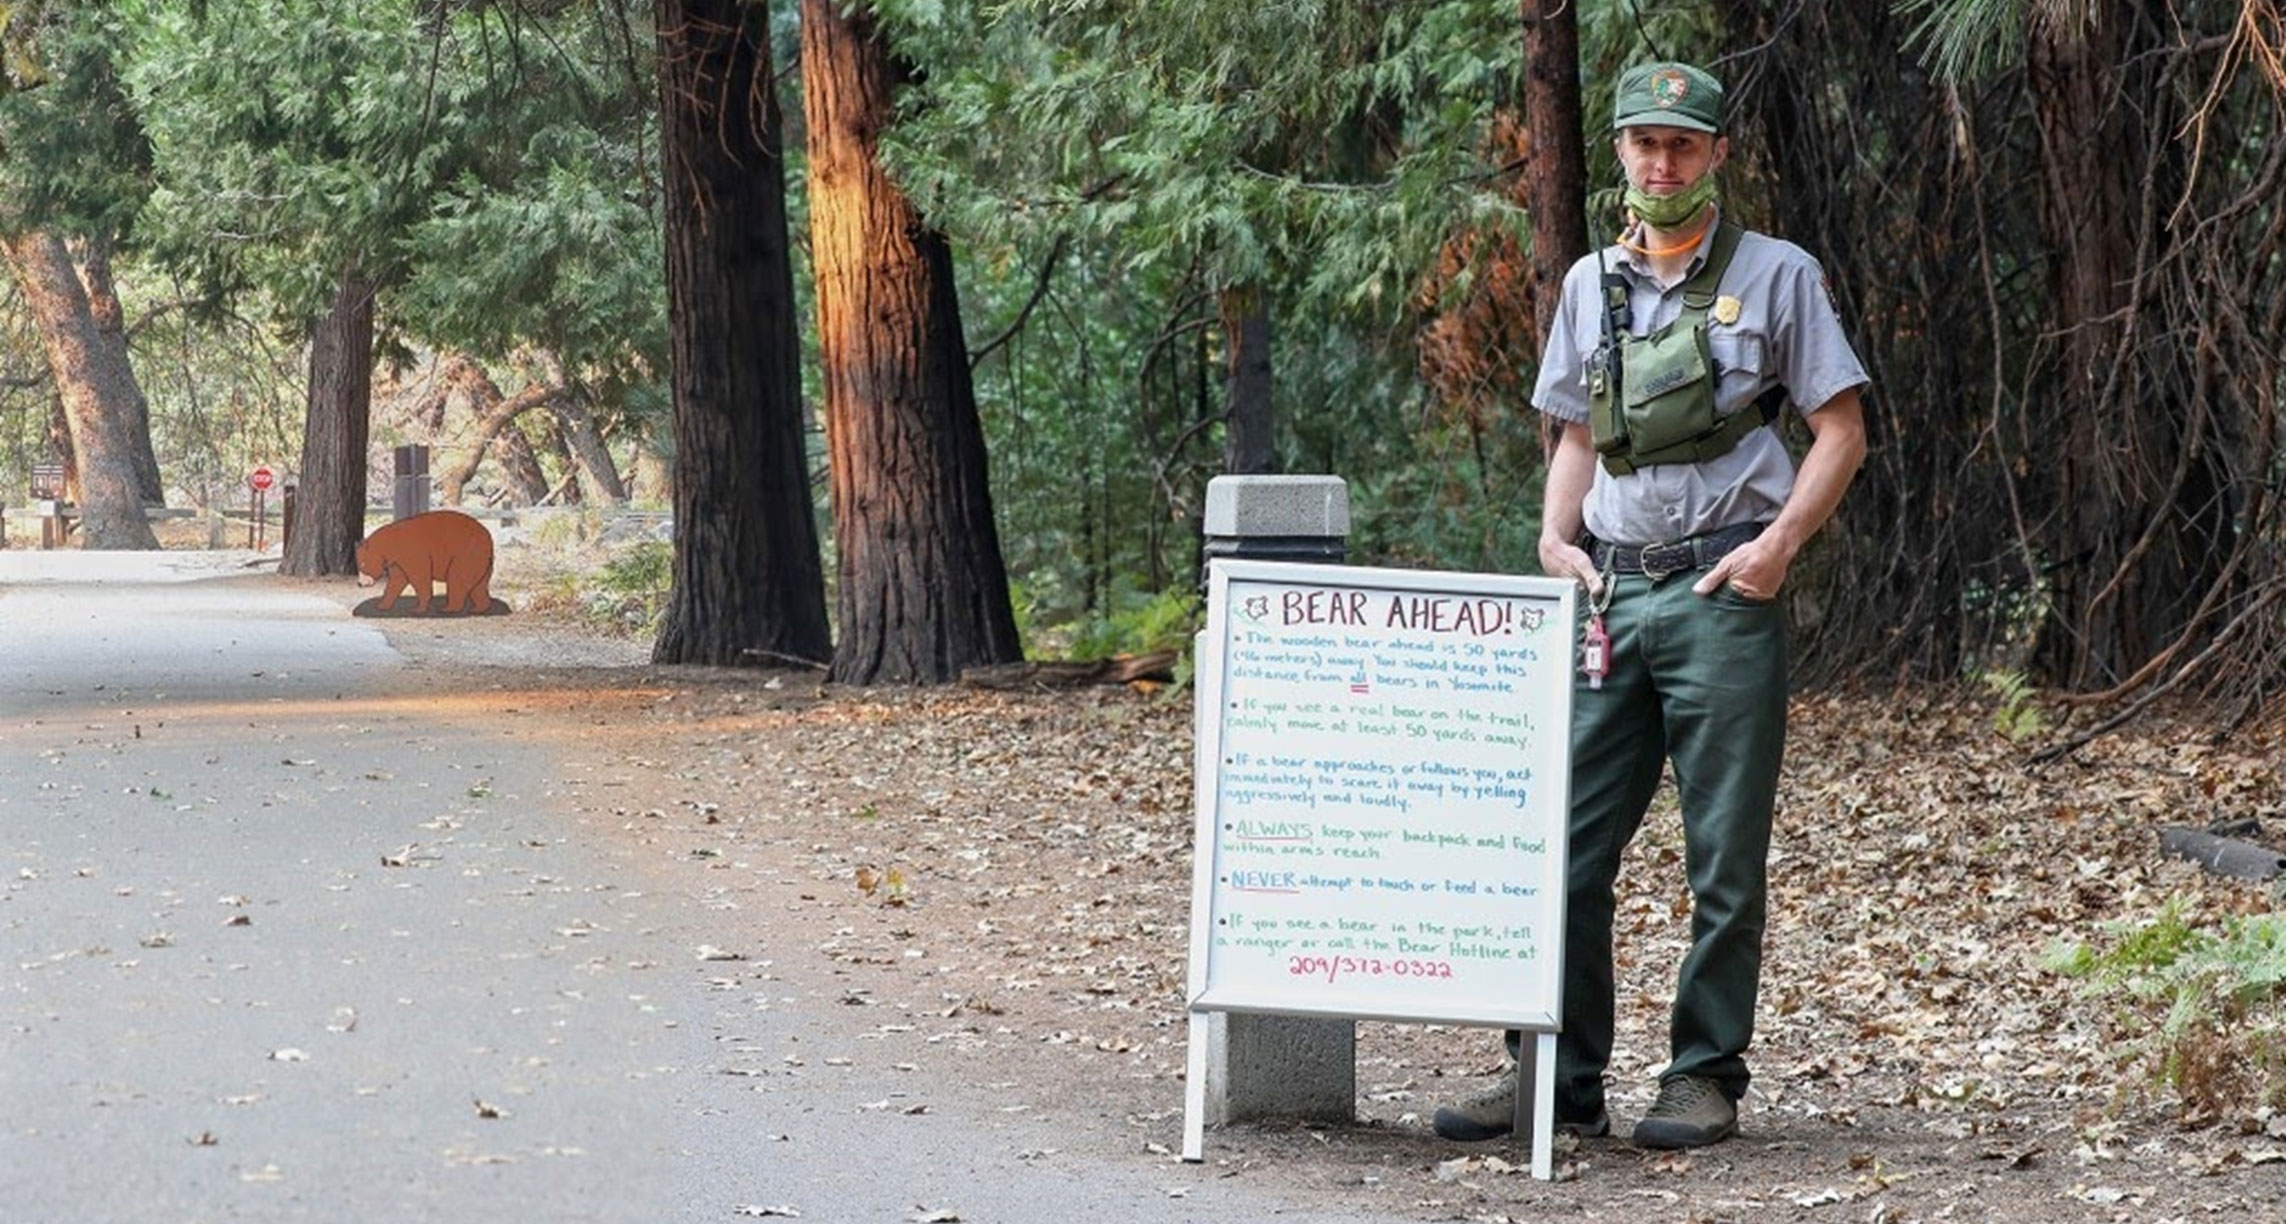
left=1576, top=523, right=1768, bottom=689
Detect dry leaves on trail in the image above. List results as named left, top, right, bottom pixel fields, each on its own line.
left=594, top=675, right=2284, bottom=1222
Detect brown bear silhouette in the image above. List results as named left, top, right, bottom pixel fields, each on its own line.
left=353, top=510, right=505, bottom=617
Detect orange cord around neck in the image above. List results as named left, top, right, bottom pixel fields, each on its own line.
left=1617, top=213, right=1714, bottom=259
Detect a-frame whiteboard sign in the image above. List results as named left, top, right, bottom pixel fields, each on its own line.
left=1182, top=559, right=1576, bottom=1174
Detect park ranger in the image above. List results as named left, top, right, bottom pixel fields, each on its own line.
left=1434, top=59, right=1869, bottom=1150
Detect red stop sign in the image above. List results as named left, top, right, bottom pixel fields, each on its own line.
left=248, top=465, right=276, bottom=492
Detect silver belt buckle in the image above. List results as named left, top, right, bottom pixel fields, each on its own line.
left=1639, top=540, right=1691, bottom=582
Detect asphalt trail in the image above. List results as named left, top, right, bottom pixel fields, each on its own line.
left=2, top=555, right=1373, bottom=1223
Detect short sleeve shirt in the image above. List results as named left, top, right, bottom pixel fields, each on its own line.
left=1532, top=214, right=1869, bottom=547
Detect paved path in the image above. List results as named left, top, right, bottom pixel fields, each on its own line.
left=1, top=553, right=1371, bottom=1223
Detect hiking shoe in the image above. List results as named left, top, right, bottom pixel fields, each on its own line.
left=1430, top=1066, right=1611, bottom=1142
left=1631, top=1074, right=1738, bottom=1149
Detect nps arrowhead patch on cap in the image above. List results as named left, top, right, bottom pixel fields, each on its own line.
left=1614, top=61, right=1724, bottom=133
left=1651, top=68, right=1691, bottom=109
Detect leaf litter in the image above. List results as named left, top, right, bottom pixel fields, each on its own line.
left=397, top=646, right=2286, bottom=1223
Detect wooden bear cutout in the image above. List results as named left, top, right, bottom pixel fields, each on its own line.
left=352, top=510, right=510, bottom=617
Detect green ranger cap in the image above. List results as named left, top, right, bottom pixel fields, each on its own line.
left=1613, top=61, right=1724, bottom=133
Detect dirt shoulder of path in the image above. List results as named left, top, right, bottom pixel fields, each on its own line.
left=284, top=561, right=2286, bottom=1223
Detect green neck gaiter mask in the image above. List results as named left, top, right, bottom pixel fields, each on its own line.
left=1624, top=172, right=1718, bottom=229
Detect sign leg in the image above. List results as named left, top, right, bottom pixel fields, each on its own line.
left=1529, top=1031, right=1557, bottom=1181
left=1182, top=1012, right=1210, bottom=1162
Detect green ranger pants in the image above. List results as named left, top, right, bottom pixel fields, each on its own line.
left=1547, top=569, right=1788, bottom=1117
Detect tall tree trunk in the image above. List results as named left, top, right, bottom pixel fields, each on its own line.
left=1218, top=283, right=1276, bottom=475
left=652, top=0, right=830, bottom=667
left=532, top=349, right=628, bottom=506
left=1404, top=6, right=1584, bottom=463
left=1720, top=5, right=1972, bottom=682
left=802, top=0, right=1021, bottom=684
left=2026, top=7, right=2213, bottom=689
left=44, top=397, right=74, bottom=495
left=433, top=355, right=556, bottom=506
left=75, top=237, right=165, bottom=506
left=495, top=418, right=552, bottom=506
left=629, top=441, right=672, bottom=508
left=282, top=272, right=374, bottom=576
left=1, top=228, right=159, bottom=549
left=553, top=390, right=627, bottom=505
left=538, top=413, right=584, bottom=506
left=1521, top=0, right=1587, bottom=373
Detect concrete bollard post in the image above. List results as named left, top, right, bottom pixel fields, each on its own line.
left=393, top=445, right=432, bottom=521
left=1200, top=474, right=1348, bottom=587
left=1196, top=473, right=1355, bottom=1128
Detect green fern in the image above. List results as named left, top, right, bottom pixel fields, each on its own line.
left=1980, top=668, right=2045, bottom=741
left=2048, top=903, right=2286, bottom=1113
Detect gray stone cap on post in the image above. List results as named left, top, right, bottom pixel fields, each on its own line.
left=1203, top=475, right=1350, bottom=540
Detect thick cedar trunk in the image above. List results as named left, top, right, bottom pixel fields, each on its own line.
left=652, top=0, right=830, bottom=667
left=76, top=238, right=166, bottom=505
left=282, top=272, right=374, bottom=576
left=1, top=228, right=159, bottom=549
left=2027, top=9, right=2212, bottom=688
left=1218, top=283, right=1276, bottom=475
left=802, top=0, right=1021, bottom=684
left=1521, top=1, right=1587, bottom=359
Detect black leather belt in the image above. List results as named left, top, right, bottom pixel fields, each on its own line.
left=1589, top=522, right=1767, bottom=581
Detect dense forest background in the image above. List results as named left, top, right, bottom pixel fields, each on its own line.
left=2, top=2, right=2282, bottom=718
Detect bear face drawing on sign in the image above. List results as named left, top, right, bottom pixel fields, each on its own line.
left=353, top=510, right=508, bottom=617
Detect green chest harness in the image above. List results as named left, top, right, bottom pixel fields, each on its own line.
left=1587, top=222, right=1783, bottom=476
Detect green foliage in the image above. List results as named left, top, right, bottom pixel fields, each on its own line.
left=536, top=538, right=673, bottom=637
left=1978, top=668, right=2045, bottom=741
left=389, top=2, right=664, bottom=376
left=0, top=1, right=668, bottom=507
left=1058, top=575, right=1198, bottom=660
left=1894, top=0, right=2033, bottom=83
left=124, top=0, right=430, bottom=313
left=2047, top=901, right=2286, bottom=1115
left=0, top=1, right=49, bottom=94
left=0, top=4, right=150, bottom=235
left=889, top=0, right=1526, bottom=320
left=893, top=2, right=1554, bottom=627
left=121, top=0, right=664, bottom=377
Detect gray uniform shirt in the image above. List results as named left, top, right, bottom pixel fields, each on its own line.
left=1533, top=214, right=1869, bottom=547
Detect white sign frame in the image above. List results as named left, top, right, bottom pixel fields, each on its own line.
left=1180, top=559, right=1577, bottom=1176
